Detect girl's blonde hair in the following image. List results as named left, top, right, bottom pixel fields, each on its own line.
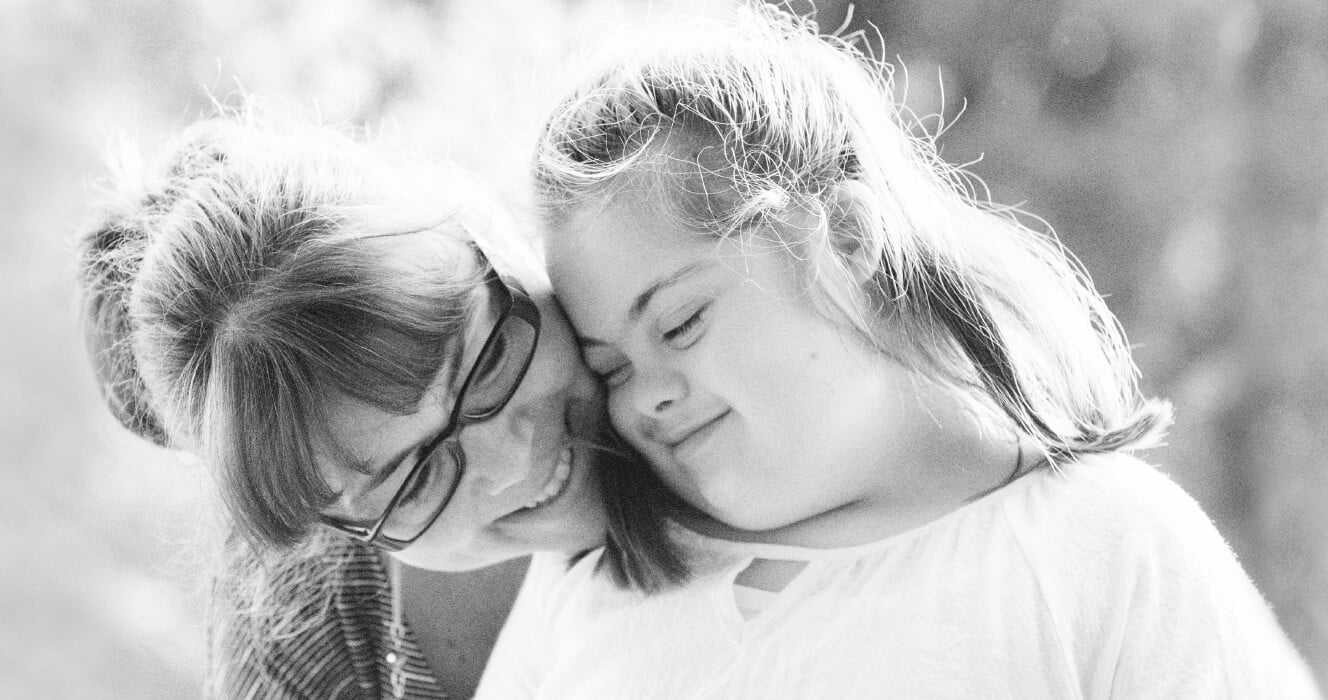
left=534, top=3, right=1170, bottom=464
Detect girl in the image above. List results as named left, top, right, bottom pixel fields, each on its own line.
left=76, top=107, right=682, bottom=698
left=476, top=5, right=1320, bottom=698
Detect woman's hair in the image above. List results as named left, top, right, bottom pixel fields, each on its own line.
left=534, top=3, right=1171, bottom=464
left=78, top=108, right=484, bottom=551
left=78, top=106, right=507, bottom=674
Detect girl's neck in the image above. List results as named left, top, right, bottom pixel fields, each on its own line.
left=680, top=408, right=1029, bottom=550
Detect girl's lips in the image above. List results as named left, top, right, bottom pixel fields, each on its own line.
left=671, top=411, right=730, bottom=464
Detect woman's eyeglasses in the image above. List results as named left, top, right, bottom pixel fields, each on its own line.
left=321, top=244, right=541, bottom=552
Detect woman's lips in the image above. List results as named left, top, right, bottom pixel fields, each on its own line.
left=502, top=395, right=599, bottom=521
left=521, top=446, right=573, bottom=510
left=496, top=444, right=578, bottom=525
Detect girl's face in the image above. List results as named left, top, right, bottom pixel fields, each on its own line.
left=547, top=191, right=964, bottom=541
left=320, top=247, right=609, bottom=571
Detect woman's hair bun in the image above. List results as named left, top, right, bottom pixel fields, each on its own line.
left=73, top=129, right=225, bottom=448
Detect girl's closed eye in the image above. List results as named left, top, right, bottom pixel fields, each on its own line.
left=597, top=364, right=630, bottom=387
left=585, top=351, right=631, bottom=387
left=662, top=304, right=709, bottom=348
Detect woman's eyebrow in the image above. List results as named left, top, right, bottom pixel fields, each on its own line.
left=340, top=339, right=469, bottom=499
left=345, top=441, right=424, bottom=502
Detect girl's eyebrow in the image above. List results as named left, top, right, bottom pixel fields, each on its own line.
left=627, top=261, right=715, bottom=320
left=576, top=260, right=716, bottom=349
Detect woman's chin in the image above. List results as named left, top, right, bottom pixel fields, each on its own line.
left=497, top=442, right=608, bottom=553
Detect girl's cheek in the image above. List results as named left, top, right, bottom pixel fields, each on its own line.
left=607, top=394, right=644, bottom=447
left=606, top=391, right=628, bottom=430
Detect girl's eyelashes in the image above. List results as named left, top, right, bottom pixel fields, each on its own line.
left=661, top=305, right=708, bottom=348
left=592, top=361, right=630, bottom=388
left=579, top=298, right=714, bottom=388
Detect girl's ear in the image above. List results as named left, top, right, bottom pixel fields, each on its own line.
left=824, top=180, right=882, bottom=289
left=767, top=183, right=891, bottom=326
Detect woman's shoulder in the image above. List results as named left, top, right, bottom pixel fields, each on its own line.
left=209, top=537, right=452, bottom=699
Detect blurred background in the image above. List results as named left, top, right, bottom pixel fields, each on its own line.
left=1, top=0, right=1323, bottom=695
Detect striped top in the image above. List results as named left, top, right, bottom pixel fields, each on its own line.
left=209, top=538, right=449, bottom=699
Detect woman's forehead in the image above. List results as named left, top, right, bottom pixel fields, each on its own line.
left=314, top=275, right=497, bottom=492
left=316, top=389, right=445, bottom=493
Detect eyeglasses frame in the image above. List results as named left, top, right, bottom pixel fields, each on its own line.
left=321, top=244, right=541, bottom=552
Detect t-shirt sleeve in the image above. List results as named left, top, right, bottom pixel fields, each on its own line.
left=1013, top=455, right=1321, bottom=699
left=1108, top=463, right=1319, bottom=699
left=473, top=552, right=574, bottom=699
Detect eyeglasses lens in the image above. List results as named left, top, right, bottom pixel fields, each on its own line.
left=458, top=316, right=539, bottom=420
left=380, top=316, right=536, bottom=542
left=380, top=442, right=463, bottom=541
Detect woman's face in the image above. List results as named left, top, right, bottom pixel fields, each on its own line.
left=320, top=242, right=609, bottom=571
left=546, top=191, right=957, bottom=539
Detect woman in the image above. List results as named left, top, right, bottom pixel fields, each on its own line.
left=77, top=108, right=683, bottom=698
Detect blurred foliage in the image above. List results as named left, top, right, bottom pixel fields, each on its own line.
left=0, top=0, right=1322, bottom=695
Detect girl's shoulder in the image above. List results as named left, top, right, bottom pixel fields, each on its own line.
left=1010, top=452, right=1218, bottom=545
left=1000, top=452, right=1245, bottom=594
left=1009, top=457, right=1320, bottom=697
left=656, top=453, right=1213, bottom=564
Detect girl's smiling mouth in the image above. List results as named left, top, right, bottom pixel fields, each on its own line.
left=670, top=410, right=731, bottom=464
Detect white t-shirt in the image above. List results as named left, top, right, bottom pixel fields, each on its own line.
left=475, top=454, right=1320, bottom=699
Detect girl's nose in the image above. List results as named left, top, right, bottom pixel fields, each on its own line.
left=634, top=364, right=688, bottom=414
left=628, top=364, right=688, bottom=435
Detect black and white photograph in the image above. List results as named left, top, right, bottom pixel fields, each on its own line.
left=3, top=0, right=1324, bottom=696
